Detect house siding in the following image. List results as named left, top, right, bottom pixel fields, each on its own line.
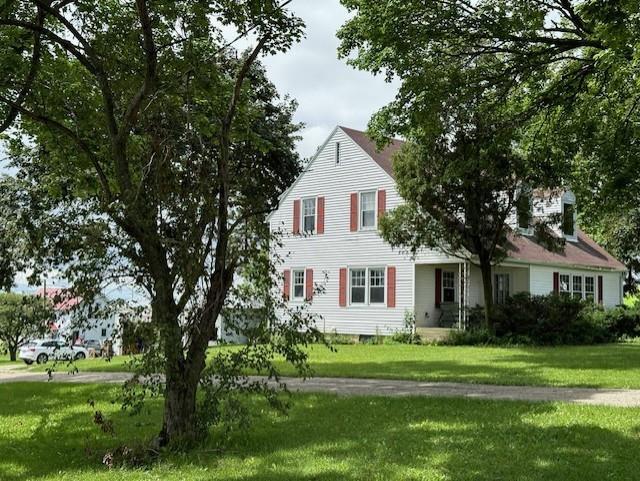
left=270, top=128, right=428, bottom=335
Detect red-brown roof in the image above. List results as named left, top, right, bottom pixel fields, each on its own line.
left=506, top=229, right=626, bottom=271
left=340, top=126, right=404, bottom=178
left=35, top=287, right=82, bottom=311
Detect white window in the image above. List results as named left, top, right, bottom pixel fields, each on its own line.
left=302, top=198, right=316, bottom=233
left=369, top=268, right=386, bottom=304
left=360, top=191, right=376, bottom=229
left=585, top=276, right=595, bottom=301
left=335, top=142, right=341, bottom=164
left=559, top=274, right=570, bottom=296
left=572, top=275, right=583, bottom=299
left=442, top=271, right=455, bottom=303
left=562, top=202, right=575, bottom=237
left=495, top=273, right=510, bottom=304
left=350, top=268, right=366, bottom=304
left=292, top=270, right=305, bottom=300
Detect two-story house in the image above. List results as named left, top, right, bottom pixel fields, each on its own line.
left=268, top=126, right=626, bottom=336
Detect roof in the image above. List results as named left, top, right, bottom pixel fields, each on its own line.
left=506, top=229, right=626, bottom=271
left=35, top=287, right=82, bottom=311
left=340, top=126, right=404, bottom=178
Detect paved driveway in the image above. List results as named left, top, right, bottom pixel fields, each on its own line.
left=2, top=368, right=640, bottom=407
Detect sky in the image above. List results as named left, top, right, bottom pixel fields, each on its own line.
left=4, top=0, right=399, bottom=294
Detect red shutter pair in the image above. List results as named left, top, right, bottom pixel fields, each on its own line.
left=349, top=190, right=386, bottom=231
left=292, top=198, right=324, bottom=234
left=338, top=266, right=396, bottom=307
left=282, top=269, right=314, bottom=301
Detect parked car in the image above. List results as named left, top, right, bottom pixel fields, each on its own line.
left=19, top=339, right=89, bottom=365
left=82, top=339, right=103, bottom=352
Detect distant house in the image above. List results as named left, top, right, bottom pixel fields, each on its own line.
left=36, top=287, right=116, bottom=344
left=268, top=126, right=626, bottom=335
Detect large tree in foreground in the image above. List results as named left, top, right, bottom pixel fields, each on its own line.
left=0, top=0, right=323, bottom=448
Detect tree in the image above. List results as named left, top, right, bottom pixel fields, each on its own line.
left=338, top=0, right=640, bottom=278
left=379, top=107, right=538, bottom=327
left=0, top=0, right=323, bottom=448
left=0, top=292, right=51, bottom=361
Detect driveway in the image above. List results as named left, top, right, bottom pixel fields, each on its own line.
left=2, top=368, right=640, bottom=407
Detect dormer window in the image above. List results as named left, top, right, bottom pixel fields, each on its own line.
left=562, top=202, right=575, bottom=237
left=516, top=193, right=532, bottom=232
left=335, top=142, right=341, bottom=165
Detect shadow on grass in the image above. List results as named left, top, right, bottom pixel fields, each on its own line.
left=1, top=383, right=640, bottom=480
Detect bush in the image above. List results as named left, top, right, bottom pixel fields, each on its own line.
left=325, top=330, right=357, bottom=345
left=446, top=293, right=640, bottom=346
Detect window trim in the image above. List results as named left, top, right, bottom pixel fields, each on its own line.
left=291, top=268, right=306, bottom=301
left=300, top=197, right=317, bottom=234
left=348, top=266, right=387, bottom=307
left=558, top=272, right=597, bottom=303
left=359, top=190, right=378, bottom=231
left=369, top=267, right=386, bottom=305
left=441, top=270, right=456, bottom=304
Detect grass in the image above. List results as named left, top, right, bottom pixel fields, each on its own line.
left=37, top=342, right=640, bottom=389
left=0, top=382, right=639, bottom=480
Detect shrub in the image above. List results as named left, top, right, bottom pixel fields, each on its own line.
left=325, top=330, right=357, bottom=345
left=446, top=293, right=640, bottom=346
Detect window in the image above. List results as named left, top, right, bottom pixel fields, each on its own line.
left=585, top=276, right=595, bottom=301
left=101, top=328, right=107, bottom=337
left=335, top=142, right=341, bottom=164
left=442, top=271, right=455, bottom=303
left=495, top=273, right=510, bottom=304
left=369, top=268, right=386, bottom=304
left=517, top=194, right=532, bottom=230
left=562, top=202, right=575, bottom=237
left=302, top=198, right=316, bottom=233
left=572, top=275, right=583, bottom=299
left=559, top=274, right=570, bottom=297
left=350, top=268, right=366, bottom=304
left=292, top=270, right=305, bottom=299
left=360, top=191, right=376, bottom=229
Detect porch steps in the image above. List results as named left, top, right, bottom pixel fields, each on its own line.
left=415, top=327, right=455, bottom=342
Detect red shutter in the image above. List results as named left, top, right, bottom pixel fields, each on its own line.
left=387, top=266, right=396, bottom=308
left=553, top=272, right=559, bottom=294
left=293, top=200, right=300, bottom=234
left=317, top=197, right=325, bottom=234
left=377, top=189, right=386, bottom=223
left=435, top=268, right=442, bottom=308
left=339, top=268, right=347, bottom=307
left=306, top=268, right=314, bottom=301
left=350, top=193, right=358, bottom=232
left=283, top=269, right=291, bottom=300
left=598, top=275, right=603, bottom=304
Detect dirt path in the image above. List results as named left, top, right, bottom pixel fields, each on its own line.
left=2, top=370, right=640, bottom=407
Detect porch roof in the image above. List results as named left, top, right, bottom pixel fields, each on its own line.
left=506, top=229, right=626, bottom=272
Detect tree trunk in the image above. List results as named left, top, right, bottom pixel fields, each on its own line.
left=479, top=258, right=494, bottom=330
left=161, top=367, right=199, bottom=447
left=8, top=345, right=17, bottom=361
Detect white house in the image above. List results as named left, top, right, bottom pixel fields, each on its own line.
left=268, top=126, right=626, bottom=335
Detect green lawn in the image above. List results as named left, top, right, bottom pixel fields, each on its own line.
left=48, top=342, right=640, bottom=389
left=0, top=382, right=639, bottom=480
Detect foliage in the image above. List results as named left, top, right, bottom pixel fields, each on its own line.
left=448, top=293, right=640, bottom=346
left=0, top=291, right=52, bottom=360
left=389, top=310, right=421, bottom=344
left=325, top=330, right=357, bottom=345
left=338, top=0, right=640, bottom=291
left=0, top=0, right=323, bottom=449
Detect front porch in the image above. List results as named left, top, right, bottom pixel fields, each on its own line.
left=413, top=262, right=530, bottom=328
